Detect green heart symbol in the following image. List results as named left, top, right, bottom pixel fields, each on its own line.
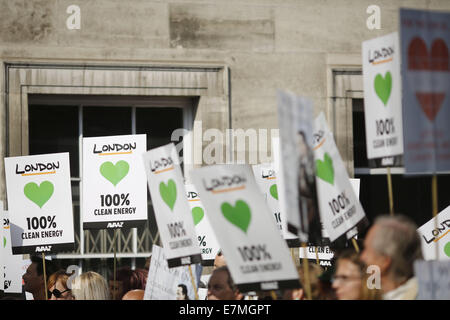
left=192, top=207, right=204, bottom=225
left=444, top=242, right=450, bottom=258
left=100, top=161, right=129, bottom=186
left=3, top=236, right=6, bottom=248
left=316, top=153, right=334, bottom=185
left=221, top=200, right=251, bottom=233
left=374, top=72, right=392, bottom=106
left=159, top=179, right=177, bottom=211
left=269, top=184, right=278, bottom=200
left=24, top=181, right=54, bottom=208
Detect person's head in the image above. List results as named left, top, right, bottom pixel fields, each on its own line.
left=332, top=250, right=365, bottom=300
left=72, top=271, right=110, bottom=300
left=48, top=271, right=73, bottom=300
left=361, top=215, right=422, bottom=291
left=47, top=270, right=63, bottom=294
left=207, top=266, right=242, bottom=300
left=122, top=289, right=145, bottom=300
left=176, top=284, right=189, bottom=300
left=284, top=262, right=323, bottom=300
left=213, top=250, right=226, bottom=270
left=109, top=267, right=148, bottom=300
left=299, top=262, right=323, bottom=300
left=23, top=255, right=57, bottom=299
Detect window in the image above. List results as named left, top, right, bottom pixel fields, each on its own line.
left=28, top=95, right=196, bottom=264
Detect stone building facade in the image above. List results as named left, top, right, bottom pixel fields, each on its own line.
left=1, top=0, right=449, bottom=272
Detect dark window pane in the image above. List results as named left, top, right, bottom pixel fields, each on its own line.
left=136, top=107, right=183, bottom=150
left=352, top=99, right=369, bottom=168
left=28, top=105, right=79, bottom=177
left=83, top=107, right=131, bottom=137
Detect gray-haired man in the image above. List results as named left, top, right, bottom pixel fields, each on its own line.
left=361, top=215, right=423, bottom=300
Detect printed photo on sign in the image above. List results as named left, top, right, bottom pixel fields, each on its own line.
left=252, top=163, right=283, bottom=236
left=144, top=245, right=202, bottom=300
left=313, top=113, right=367, bottom=242
left=400, top=9, right=450, bottom=173
left=82, top=134, right=148, bottom=229
left=191, top=164, right=300, bottom=293
left=418, top=205, right=450, bottom=261
left=185, top=184, right=221, bottom=265
left=143, top=143, right=201, bottom=268
left=276, top=91, right=322, bottom=245
left=272, top=137, right=301, bottom=246
left=362, top=32, right=404, bottom=160
left=4, top=153, right=75, bottom=254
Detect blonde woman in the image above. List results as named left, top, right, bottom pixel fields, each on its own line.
left=72, top=271, right=111, bottom=300
left=332, top=250, right=382, bottom=300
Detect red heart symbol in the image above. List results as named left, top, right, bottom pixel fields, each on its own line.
left=415, top=92, right=445, bottom=121
left=407, top=37, right=448, bottom=121
left=408, top=37, right=449, bottom=71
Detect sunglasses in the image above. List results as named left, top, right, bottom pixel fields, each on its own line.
left=48, top=288, right=71, bottom=299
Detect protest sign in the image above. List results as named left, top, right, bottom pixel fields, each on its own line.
left=143, top=143, right=201, bottom=267
left=1, top=203, right=34, bottom=293
left=300, top=178, right=361, bottom=265
left=362, top=32, right=404, bottom=160
left=299, top=246, right=334, bottom=267
left=0, top=202, right=4, bottom=291
left=185, top=184, right=220, bottom=265
left=0, top=205, right=27, bottom=293
left=252, top=163, right=283, bottom=236
left=415, top=260, right=450, bottom=299
left=191, top=164, right=300, bottom=292
left=417, top=205, right=450, bottom=261
left=4, top=153, right=75, bottom=254
left=276, top=91, right=322, bottom=244
left=313, top=113, right=367, bottom=242
left=346, top=178, right=361, bottom=240
left=400, top=9, right=450, bottom=173
left=82, top=134, right=148, bottom=229
left=144, top=244, right=202, bottom=300
left=272, top=136, right=301, bottom=246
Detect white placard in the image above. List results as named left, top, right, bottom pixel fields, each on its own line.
left=400, top=9, right=450, bottom=173
left=313, top=114, right=366, bottom=242
left=276, top=91, right=322, bottom=244
left=252, top=163, right=283, bottom=236
left=143, top=143, right=201, bottom=267
left=350, top=179, right=360, bottom=197
left=82, top=134, right=148, bottom=229
left=185, top=184, right=221, bottom=264
left=362, top=32, right=404, bottom=159
left=144, top=244, right=201, bottom=300
left=0, top=201, right=4, bottom=291
left=191, top=164, right=300, bottom=292
left=346, top=178, right=361, bottom=239
left=1, top=203, right=33, bottom=293
left=299, top=246, right=334, bottom=267
left=4, top=153, right=75, bottom=254
left=272, top=136, right=300, bottom=244
left=415, top=260, right=450, bottom=299
left=417, top=205, right=450, bottom=261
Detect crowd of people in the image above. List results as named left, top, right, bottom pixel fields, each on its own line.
left=10, top=214, right=424, bottom=300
